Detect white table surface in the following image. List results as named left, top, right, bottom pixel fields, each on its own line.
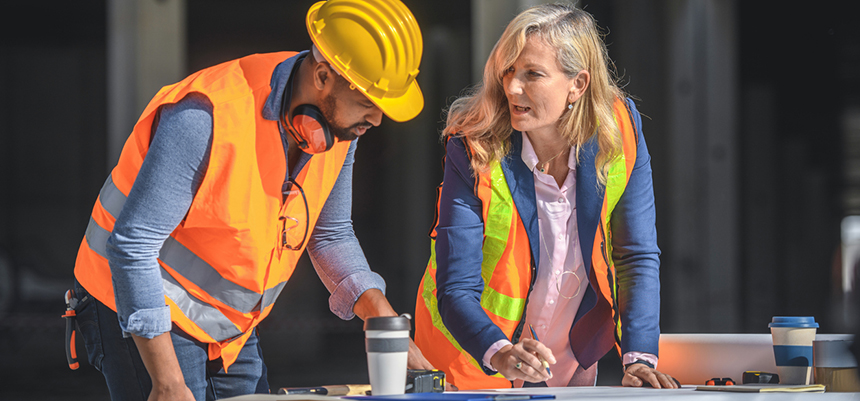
left=221, top=386, right=859, bottom=401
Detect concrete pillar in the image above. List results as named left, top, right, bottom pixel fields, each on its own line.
left=470, top=0, right=517, bottom=82
left=108, top=0, right=186, bottom=167
left=665, top=0, right=740, bottom=331
left=470, top=0, right=561, bottom=82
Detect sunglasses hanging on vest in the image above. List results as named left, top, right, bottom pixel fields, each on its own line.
left=279, top=55, right=334, bottom=154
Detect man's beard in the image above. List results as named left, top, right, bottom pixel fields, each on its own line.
left=319, top=92, right=371, bottom=142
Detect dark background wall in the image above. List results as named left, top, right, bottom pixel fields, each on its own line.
left=1, top=1, right=858, bottom=400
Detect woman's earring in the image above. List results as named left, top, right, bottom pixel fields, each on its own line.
left=568, top=103, right=573, bottom=110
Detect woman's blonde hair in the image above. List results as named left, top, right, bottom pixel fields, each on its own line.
left=444, top=2, right=625, bottom=183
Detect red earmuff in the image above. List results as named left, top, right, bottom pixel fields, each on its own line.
left=279, top=54, right=335, bottom=154
left=288, top=104, right=333, bottom=154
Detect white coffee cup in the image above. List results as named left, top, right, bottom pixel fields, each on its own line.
left=769, top=316, right=819, bottom=385
left=365, top=314, right=411, bottom=395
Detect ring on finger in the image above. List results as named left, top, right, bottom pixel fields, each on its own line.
left=515, top=361, right=523, bottom=370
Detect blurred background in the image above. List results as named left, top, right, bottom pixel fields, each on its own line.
left=1, top=0, right=858, bottom=399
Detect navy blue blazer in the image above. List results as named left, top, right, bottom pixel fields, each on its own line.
left=434, top=98, right=661, bottom=371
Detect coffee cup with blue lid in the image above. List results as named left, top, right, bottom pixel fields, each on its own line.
left=769, top=316, right=819, bottom=385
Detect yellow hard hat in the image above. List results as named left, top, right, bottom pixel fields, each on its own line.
left=307, top=0, right=424, bottom=122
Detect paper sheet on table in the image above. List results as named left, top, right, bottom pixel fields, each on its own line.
left=696, top=384, right=825, bottom=392
left=344, top=393, right=554, bottom=401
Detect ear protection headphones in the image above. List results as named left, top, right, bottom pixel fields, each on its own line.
left=279, top=55, right=335, bottom=154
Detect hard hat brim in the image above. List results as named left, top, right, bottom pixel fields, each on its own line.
left=368, top=80, right=424, bottom=123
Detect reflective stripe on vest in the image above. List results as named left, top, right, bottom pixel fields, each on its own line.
left=479, top=165, right=527, bottom=322
left=85, top=175, right=291, bottom=341
left=419, top=244, right=496, bottom=375
left=416, top=156, right=532, bottom=389
left=595, top=99, right=640, bottom=344
left=417, top=163, right=523, bottom=381
left=599, top=138, right=626, bottom=342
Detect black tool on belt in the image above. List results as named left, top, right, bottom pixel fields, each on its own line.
left=62, top=289, right=80, bottom=370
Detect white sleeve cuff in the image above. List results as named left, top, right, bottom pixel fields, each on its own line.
left=623, top=351, right=658, bottom=369
left=483, top=339, right=513, bottom=371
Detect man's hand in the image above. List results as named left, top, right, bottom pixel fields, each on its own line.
left=489, top=340, right=554, bottom=383
left=622, top=363, right=679, bottom=389
left=353, top=289, right=437, bottom=370
left=148, top=384, right=195, bottom=401
left=132, top=332, right=195, bottom=400
left=407, top=337, right=435, bottom=370
left=406, top=337, right=458, bottom=391
left=352, top=289, right=397, bottom=321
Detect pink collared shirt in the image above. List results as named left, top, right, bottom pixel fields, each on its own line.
left=482, top=134, right=656, bottom=385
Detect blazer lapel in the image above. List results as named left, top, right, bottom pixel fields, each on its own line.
left=501, top=131, right=540, bottom=267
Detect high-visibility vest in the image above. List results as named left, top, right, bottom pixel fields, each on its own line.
left=414, top=99, right=638, bottom=389
left=74, top=52, right=351, bottom=369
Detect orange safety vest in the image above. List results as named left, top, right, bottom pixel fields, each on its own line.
left=74, top=52, right=351, bottom=369
left=415, top=99, right=638, bottom=389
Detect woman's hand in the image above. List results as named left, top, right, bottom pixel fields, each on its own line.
left=490, top=339, right=555, bottom=383
left=622, top=363, right=679, bottom=388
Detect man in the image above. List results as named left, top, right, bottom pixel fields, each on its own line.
left=70, top=0, right=430, bottom=399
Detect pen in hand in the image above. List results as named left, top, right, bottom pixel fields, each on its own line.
left=528, top=324, right=552, bottom=378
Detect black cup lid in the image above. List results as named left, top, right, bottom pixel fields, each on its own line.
left=364, top=314, right=411, bottom=331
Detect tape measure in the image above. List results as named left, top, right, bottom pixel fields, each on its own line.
left=742, top=371, right=779, bottom=384
left=406, top=369, right=445, bottom=393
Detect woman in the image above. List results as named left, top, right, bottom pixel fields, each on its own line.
left=414, top=3, right=677, bottom=389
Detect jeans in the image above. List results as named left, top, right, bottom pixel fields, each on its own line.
left=73, top=282, right=269, bottom=400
